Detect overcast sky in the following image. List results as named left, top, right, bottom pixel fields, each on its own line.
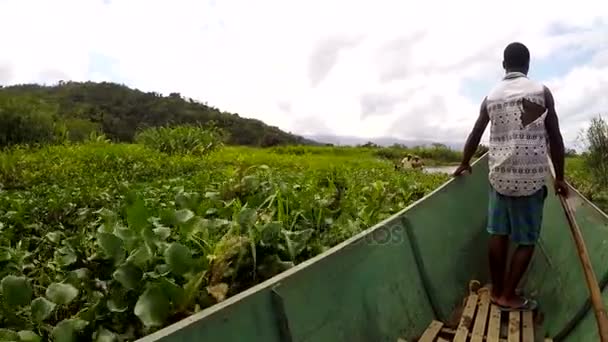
left=1, top=0, right=607, bottom=147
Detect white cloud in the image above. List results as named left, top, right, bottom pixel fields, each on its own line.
left=1, top=0, right=608, bottom=147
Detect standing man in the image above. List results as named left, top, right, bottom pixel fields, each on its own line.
left=453, top=42, right=569, bottom=311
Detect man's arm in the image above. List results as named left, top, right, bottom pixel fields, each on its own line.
left=458, top=97, right=490, bottom=167
left=544, top=86, right=565, bottom=181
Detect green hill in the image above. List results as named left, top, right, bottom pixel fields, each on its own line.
left=0, top=81, right=317, bottom=147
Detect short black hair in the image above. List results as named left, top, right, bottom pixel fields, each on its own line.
left=503, top=42, right=530, bottom=69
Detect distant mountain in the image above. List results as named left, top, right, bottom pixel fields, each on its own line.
left=0, top=81, right=319, bottom=147
left=304, top=134, right=463, bottom=150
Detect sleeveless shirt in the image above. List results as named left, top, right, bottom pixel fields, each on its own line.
left=486, top=72, right=549, bottom=197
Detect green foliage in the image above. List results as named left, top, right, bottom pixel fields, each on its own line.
left=64, top=118, right=102, bottom=142
left=0, top=82, right=316, bottom=147
left=135, top=124, right=225, bottom=156
left=567, top=116, right=608, bottom=214
left=584, top=116, right=608, bottom=186
left=0, top=94, right=58, bottom=147
left=0, top=142, right=448, bottom=340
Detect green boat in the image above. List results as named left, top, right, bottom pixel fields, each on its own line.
left=138, top=154, right=608, bottom=342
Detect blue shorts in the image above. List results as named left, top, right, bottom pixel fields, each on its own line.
left=487, top=185, right=547, bottom=245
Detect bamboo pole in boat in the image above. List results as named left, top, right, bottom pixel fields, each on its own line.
left=556, top=191, right=608, bottom=341
left=547, top=157, right=608, bottom=341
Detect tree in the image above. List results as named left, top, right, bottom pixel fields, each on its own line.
left=0, top=82, right=317, bottom=147
left=584, top=116, right=608, bottom=186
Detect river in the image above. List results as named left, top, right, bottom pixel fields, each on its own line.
left=424, top=165, right=458, bottom=174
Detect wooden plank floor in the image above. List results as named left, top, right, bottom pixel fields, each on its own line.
left=406, top=284, right=552, bottom=342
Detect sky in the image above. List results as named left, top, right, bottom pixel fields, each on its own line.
left=1, top=0, right=607, bottom=148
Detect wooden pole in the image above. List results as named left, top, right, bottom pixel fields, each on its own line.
left=557, top=187, right=608, bottom=341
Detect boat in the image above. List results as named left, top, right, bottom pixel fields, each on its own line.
left=138, top=154, right=608, bottom=342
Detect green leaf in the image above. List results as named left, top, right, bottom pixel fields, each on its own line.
left=164, top=243, right=193, bottom=275
left=126, top=246, right=151, bottom=268
left=46, top=283, right=79, bottom=305
left=1, top=275, right=32, bottom=307
left=45, top=231, right=63, bottom=244
left=112, top=263, right=143, bottom=290
left=96, top=233, right=124, bottom=260
left=237, top=208, right=257, bottom=228
left=158, top=277, right=185, bottom=305
left=175, top=192, right=201, bottom=210
left=180, top=271, right=206, bottom=311
left=126, top=196, right=149, bottom=233
left=31, top=297, right=56, bottom=322
left=94, top=328, right=117, bottom=342
left=67, top=268, right=90, bottom=282
left=0, top=249, right=10, bottom=262
left=54, top=246, right=77, bottom=267
left=114, top=226, right=135, bottom=243
left=17, top=330, right=41, bottom=342
left=174, top=209, right=194, bottom=224
left=51, top=319, right=88, bottom=342
left=106, top=298, right=128, bottom=313
left=180, top=216, right=208, bottom=238
left=0, top=329, right=19, bottom=341
left=282, top=229, right=314, bottom=261
left=98, top=208, right=118, bottom=233
left=153, top=227, right=171, bottom=240
left=259, top=222, right=282, bottom=245
left=204, top=191, right=220, bottom=201
left=106, top=283, right=130, bottom=313
left=152, top=264, right=171, bottom=277
left=134, top=285, right=170, bottom=327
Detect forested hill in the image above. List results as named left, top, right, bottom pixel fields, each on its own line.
left=0, top=81, right=317, bottom=147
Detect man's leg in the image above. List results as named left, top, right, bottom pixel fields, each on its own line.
left=497, top=245, right=535, bottom=307
left=496, top=186, right=546, bottom=309
left=488, top=234, right=509, bottom=300
left=486, top=187, right=510, bottom=302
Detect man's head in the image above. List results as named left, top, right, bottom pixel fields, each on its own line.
left=502, top=42, right=530, bottom=74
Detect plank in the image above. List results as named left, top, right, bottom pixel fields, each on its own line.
left=508, top=311, right=521, bottom=342
left=437, top=338, right=450, bottom=342
left=440, top=326, right=509, bottom=342
left=453, top=326, right=469, bottom=342
left=487, top=304, right=501, bottom=342
left=459, top=294, right=479, bottom=329
left=454, top=294, right=479, bottom=342
left=471, top=292, right=491, bottom=342
left=522, top=311, right=534, bottom=342
left=418, top=320, right=443, bottom=342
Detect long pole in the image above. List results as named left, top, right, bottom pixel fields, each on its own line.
left=557, top=186, right=608, bottom=341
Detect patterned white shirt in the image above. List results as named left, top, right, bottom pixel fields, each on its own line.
left=486, top=72, right=549, bottom=197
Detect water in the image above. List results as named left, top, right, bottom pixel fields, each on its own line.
left=424, top=165, right=458, bottom=174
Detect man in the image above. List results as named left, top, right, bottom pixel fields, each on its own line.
left=411, top=156, right=424, bottom=169
left=400, top=155, right=413, bottom=170
left=453, top=42, right=568, bottom=311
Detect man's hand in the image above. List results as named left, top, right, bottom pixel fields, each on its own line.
left=453, top=163, right=472, bottom=177
left=554, top=179, right=569, bottom=197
